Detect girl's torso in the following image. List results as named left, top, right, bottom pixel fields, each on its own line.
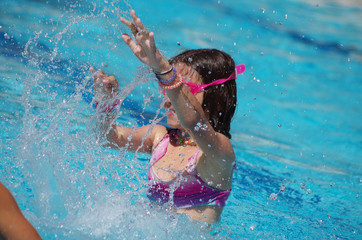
left=147, top=129, right=231, bottom=213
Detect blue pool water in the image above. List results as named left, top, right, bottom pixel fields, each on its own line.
left=0, top=0, right=361, bottom=239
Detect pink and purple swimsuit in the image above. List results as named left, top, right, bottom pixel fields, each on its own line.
left=147, top=131, right=231, bottom=209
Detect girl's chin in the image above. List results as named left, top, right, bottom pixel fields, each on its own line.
left=167, top=118, right=181, bottom=129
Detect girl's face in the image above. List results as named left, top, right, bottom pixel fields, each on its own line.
left=164, top=63, right=205, bottom=130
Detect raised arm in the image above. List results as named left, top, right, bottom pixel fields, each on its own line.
left=165, top=80, right=235, bottom=162
left=120, top=11, right=235, bottom=165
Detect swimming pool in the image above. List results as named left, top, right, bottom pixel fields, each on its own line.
left=0, top=0, right=361, bottom=238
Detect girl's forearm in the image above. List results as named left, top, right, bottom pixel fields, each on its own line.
left=166, top=85, right=207, bottom=130
left=95, top=100, right=121, bottom=148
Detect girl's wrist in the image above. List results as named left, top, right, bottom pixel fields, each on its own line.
left=95, top=98, right=121, bottom=114
left=152, top=59, right=171, bottom=74
left=155, top=67, right=177, bottom=85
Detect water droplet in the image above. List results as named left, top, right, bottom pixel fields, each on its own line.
left=318, top=220, right=323, bottom=225
left=279, top=185, right=286, bottom=192
left=269, top=193, right=277, bottom=200
left=179, top=153, right=185, bottom=157
left=260, top=8, right=265, bottom=13
left=194, top=122, right=202, bottom=132
left=284, top=14, right=288, bottom=19
left=329, top=182, right=335, bottom=187
left=4, top=33, right=10, bottom=39
left=306, top=189, right=313, bottom=194
left=278, top=124, right=282, bottom=127
left=355, top=194, right=359, bottom=198
left=177, top=41, right=181, bottom=46
left=249, top=224, right=257, bottom=231
left=260, top=52, right=264, bottom=56
left=188, top=57, right=193, bottom=63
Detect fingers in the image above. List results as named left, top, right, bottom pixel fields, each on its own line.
left=90, top=67, right=107, bottom=83
left=120, top=10, right=148, bottom=38
left=99, top=71, right=106, bottom=77
left=120, top=10, right=161, bottom=65
left=149, top=32, right=156, bottom=52
left=104, top=76, right=116, bottom=82
left=130, top=10, right=147, bottom=32
left=130, top=10, right=138, bottom=22
left=120, top=17, right=138, bottom=36
left=94, top=72, right=119, bottom=90
left=121, top=10, right=149, bottom=44
left=122, top=33, right=140, bottom=54
left=103, top=76, right=119, bottom=92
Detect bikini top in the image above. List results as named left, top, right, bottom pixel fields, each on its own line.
left=146, top=131, right=231, bottom=209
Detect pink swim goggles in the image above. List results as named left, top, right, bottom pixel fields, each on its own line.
left=160, top=64, right=245, bottom=95
left=183, top=64, right=245, bottom=94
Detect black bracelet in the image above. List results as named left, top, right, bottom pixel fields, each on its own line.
left=155, top=67, right=177, bottom=84
left=154, top=66, right=174, bottom=76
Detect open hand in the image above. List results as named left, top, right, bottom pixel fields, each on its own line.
left=120, top=10, right=170, bottom=73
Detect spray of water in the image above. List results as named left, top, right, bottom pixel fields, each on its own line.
left=1, top=1, right=230, bottom=239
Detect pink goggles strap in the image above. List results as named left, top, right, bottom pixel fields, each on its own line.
left=183, top=64, right=245, bottom=94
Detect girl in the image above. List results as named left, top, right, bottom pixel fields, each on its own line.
left=91, top=10, right=245, bottom=223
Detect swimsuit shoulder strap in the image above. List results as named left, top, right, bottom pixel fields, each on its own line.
left=149, top=132, right=170, bottom=167
left=185, top=149, right=201, bottom=176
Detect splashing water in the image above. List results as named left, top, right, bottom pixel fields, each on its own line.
left=1, top=0, right=361, bottom=239
left=0, top=1, right=231, bottom=239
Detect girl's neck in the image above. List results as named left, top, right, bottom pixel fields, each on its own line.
left=170, top=129, right=196, bottom=147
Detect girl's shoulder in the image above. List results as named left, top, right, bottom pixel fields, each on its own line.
left=150, top=124, right=169, bottom=150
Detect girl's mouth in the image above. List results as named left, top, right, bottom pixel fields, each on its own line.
left=166, top=108, right=176, bottom=116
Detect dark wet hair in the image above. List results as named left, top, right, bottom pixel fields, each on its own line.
left=170, top=49, right=237, bottom=139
